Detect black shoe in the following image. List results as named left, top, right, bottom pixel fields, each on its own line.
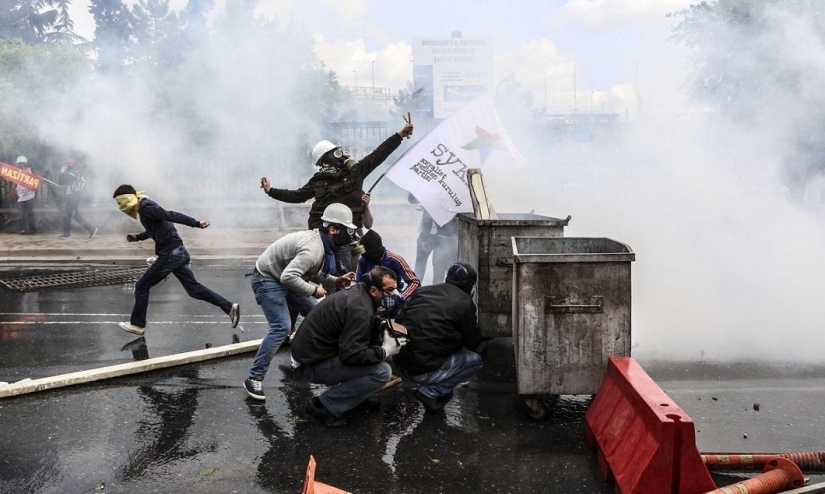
left=414, top=389, right=447, bottom=413
left=243, top=378, right=265, bottom=400
left=305, top=397, right=348, bottom=427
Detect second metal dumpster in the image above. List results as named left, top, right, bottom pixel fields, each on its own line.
left=457, top=213, right=571, bottom=338
left=511, top=236, right=635, bottom=402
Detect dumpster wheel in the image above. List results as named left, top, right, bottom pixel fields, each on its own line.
left=514, top=395, right=560, bottom=421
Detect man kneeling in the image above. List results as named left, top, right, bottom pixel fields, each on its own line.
left=290, top=266, right=405, bottom=427
left=394, top=262, right=483, bottom=413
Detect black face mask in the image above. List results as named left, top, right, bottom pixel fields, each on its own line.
left=332, top=228, right=353, bottom=246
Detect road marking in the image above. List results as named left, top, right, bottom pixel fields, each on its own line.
left=0, top=321, right=267, bottom=325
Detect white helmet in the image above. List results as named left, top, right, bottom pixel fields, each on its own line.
left=321, top=203, right=357, bottom=230
left=311, top=140, right=340, bottom=166
left=15, top=156, right=28, bottom=164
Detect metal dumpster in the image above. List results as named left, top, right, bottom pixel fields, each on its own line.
left=511, top=236, right=635, bottom=418
left=457, top=213, right=571, bottom=338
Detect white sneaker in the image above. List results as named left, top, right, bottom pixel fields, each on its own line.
left=119, top=322, right=145, bottom=335
left=229, top=303, right=240, bottom=328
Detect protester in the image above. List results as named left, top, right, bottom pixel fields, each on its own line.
left=394, top=262, right=482, bottom=413
left=290, top=266, right=406, bottom=427
left=14, top=156, right=36, bottom=235
left=431, top=217, right=459, bottom=284
left=112, top=184, right=239, bottom=336
left=260, top=122, right=413, bottom=271
left=59, top=158, right=97, bottom=238
left=356, top=229, right=419, bottom=301
left=242, top=203, right=357, bottom=401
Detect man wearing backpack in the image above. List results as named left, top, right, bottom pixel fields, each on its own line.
left=58, top=158, right=98, bottom=238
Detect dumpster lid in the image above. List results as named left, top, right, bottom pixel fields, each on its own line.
left=459, top=212, right=572, bottom=226
left=512, top=236, right=635, bottom=263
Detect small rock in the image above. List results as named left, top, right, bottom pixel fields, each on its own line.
left=711, top=397, right=718, bottom=401
left=753, top=403, right=760, bottom=411
left=205, top=342, right=213, bottom=349
left=744, top=433, right=748, bottom=439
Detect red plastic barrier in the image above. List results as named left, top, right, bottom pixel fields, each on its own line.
left=585, top=357, right=716, bottom=494
left=302, top=456, right=350, bottom=494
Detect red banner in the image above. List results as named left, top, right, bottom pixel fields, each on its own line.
left=0, top=162, right=42, bottom=191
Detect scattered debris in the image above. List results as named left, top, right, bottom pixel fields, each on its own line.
left=199, top=466, right=216, bottom=476
left=753, top=403, right=760, bottom=411
left=712, top=397, right=718, bottom=401
left=744, top=433, right=748, bottom=439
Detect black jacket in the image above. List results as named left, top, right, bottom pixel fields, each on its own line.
left=267, top=133, right=403, bottom=229
left=394, top=283, right=480, bottom=375
left=135, top=198, right=200, bottom=255
left=290, top=283, right=384, bottom=366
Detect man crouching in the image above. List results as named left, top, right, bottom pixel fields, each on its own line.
left=290, top=266, right=406, bottom=427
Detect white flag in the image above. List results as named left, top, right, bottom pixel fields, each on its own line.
left=387, top=93, right=524, bottom=226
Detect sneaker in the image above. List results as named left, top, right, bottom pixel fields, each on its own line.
left=414, top=389, right=446, bottom=413
left=305, top=397, right=348, bottom=427
left=118, top=322, right=145, bottom=335
left=229, top=303, right=240, bottom=328
left=243, top=378, right=265, bottom=400
left=89, top=227, right=98, bottom=238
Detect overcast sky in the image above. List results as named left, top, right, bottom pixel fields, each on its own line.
left=68, top=0, right=695, bottom=115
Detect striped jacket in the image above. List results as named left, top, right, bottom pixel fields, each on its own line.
left=355, top=247, right=420, bottom=300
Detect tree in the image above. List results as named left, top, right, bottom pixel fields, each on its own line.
left=672, top=0, right=825, bottom=198
left=89, top=0, right=136, bottom=72
left=45, top=0, right=85, bottom=44
left=1, top=0, right=58, bottom=44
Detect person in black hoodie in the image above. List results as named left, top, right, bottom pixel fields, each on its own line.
left=394, top=262, right=483, bottom=413
left=112, top=184, right=239, bottom=336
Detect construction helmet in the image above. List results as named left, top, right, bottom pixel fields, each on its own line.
left=320, top=203, right=357, bottom=230
left=311, top=140, right=340, bottom=166
left=15, top=156, right=28, bottom=164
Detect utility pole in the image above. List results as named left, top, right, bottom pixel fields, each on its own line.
left=573, top=62, right=578, bottom=112
left=634, top=62, right=642, bottom=116
left=353, top=69, right=358, bottom=88
left=371, top=60, right=375, bottom=89
left=543, top=71, right=547, bottom=114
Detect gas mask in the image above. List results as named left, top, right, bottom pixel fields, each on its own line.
left=322, top=148, right=350, bottom=169
left=378, top=289, right=404, bottom=318
left=332, top=227, right=355, bottom=246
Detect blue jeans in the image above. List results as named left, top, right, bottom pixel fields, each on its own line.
left=61, top=194, right=94, bottom=236
left=302, top=356, right=391, bottom=418
left=406, top=348, right=483, bottom=399
left=131, top=246, right=232, bottom=328
left=248, top=274, right=316, bottom=381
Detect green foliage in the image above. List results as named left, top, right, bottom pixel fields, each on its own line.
left=0, top=38, right=89, bottom=157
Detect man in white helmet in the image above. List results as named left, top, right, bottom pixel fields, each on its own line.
left=242, top=202, right=357, bottom=401
left=14, top=156, right=37, bottom=235
left=259, top=121, right=414, bottom=272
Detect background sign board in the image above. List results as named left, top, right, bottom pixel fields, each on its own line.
left=413, top=37, right=494, bottom=120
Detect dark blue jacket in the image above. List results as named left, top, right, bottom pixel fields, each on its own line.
left=135, top=198, right=200, bottom=255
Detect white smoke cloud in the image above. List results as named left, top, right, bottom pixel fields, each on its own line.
left=557, top=0, right=692, bottom=31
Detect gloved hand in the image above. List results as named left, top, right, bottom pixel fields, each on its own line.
left=381, top=329, right=407, bottom=358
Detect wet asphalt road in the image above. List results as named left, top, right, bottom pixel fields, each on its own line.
left=2, top=263, right=825, bottom=493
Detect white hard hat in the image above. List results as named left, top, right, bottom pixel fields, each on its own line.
left=15, top=156, right=28, bottom=164
left=311, top=140, right=340, bottom=166
left=321, top=203, right=357, bottom=230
